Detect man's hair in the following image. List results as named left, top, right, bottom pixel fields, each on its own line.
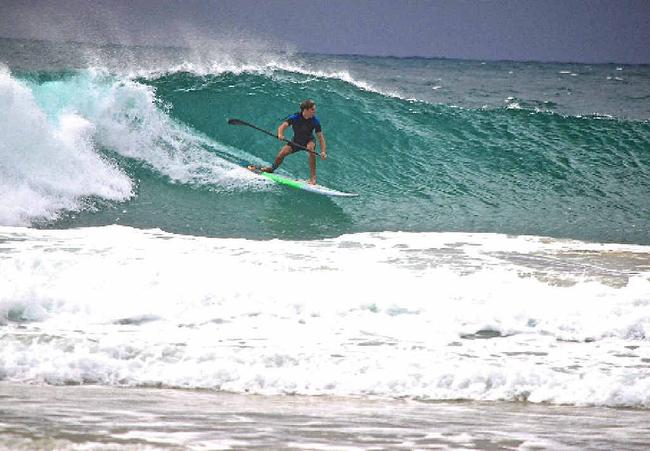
left=300, top=99, right=316, bottom=111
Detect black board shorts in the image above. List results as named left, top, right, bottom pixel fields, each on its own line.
left=288, top=139, right=314, bottom=153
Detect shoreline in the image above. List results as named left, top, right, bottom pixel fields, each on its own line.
left=2, top=382, right=649, bottom=450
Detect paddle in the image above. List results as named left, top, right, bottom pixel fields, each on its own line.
left=227, top=118, right=320, bottom=157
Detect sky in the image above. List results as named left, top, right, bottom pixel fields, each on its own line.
left=1, top=0, right=649, bottom=64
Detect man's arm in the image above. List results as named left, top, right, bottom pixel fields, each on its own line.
left=317, top=131, right=326, bottom=159
left=278, top=121, right=290, bottom=141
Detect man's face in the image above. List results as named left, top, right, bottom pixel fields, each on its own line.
left=303, top=106, right=316, bottom=118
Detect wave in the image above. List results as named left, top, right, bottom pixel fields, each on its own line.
left=0, top=67, right=275, bottom=226
left=3, top=61, right=650, bottom=244
left=1, top=225, right=649, bottom=407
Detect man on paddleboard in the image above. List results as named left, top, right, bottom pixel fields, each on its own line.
left=259, top=99, right=327, bottom=185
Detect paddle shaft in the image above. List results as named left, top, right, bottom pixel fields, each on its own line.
left=228, top=118, right=320, bottom=157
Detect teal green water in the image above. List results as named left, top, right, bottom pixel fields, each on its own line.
left=143, top=72, right=650, bottom=241
left=2, top=38, right=649, bottom=242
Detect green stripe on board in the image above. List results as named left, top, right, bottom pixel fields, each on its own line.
left=262, top=172, right=304, bottom=190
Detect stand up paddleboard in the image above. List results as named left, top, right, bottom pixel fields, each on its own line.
left=246, top=166, right=358, bottom=197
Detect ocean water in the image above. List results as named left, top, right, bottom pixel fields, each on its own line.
left=1, top=37, right=650, bottom=449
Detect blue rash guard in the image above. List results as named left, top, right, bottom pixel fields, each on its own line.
left=285, top=112, right=322, bottom=151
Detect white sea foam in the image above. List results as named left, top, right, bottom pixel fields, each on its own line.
left=0, top=67, right=133, bottom=226
left=0, top=67, right=268, bottom=226
left=29, top=68, right=261, bottom=186
left=1, top=226, right=649, bottom=407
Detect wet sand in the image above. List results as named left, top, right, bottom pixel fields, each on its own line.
left=1, top=383, right=649, bottom=450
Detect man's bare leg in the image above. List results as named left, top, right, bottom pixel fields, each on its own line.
left=307, top=141, right=317, bottom=184
left=262, top=145, right=293, bottom=172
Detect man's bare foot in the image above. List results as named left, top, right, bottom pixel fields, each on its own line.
left=261, top=166, right=274, bottom=173
left=308, top=178, right=317, bottom=185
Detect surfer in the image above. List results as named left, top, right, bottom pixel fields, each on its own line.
left=260, top=99, right=327, bottom=185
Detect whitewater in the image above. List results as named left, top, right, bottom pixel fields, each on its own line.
left=3, top=225, right=650, bottom=405
left=1, top=37, right=650, bottom=449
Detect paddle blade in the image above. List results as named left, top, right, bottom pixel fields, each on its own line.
left=227, top=118, right=247, bottom=126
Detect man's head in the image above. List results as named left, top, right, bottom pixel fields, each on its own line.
left=300, top=99, right=316, bottom=118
